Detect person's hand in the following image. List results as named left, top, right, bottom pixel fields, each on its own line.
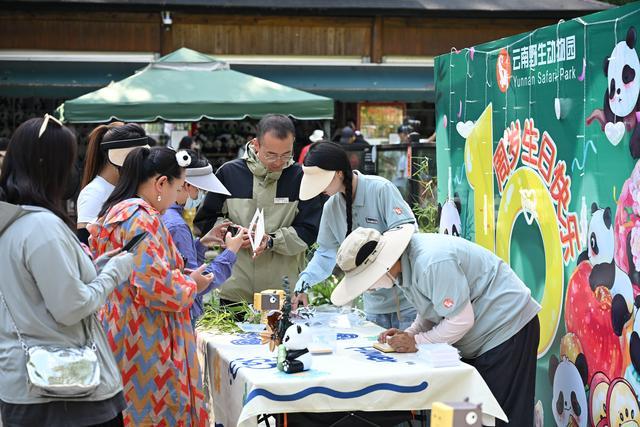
left=378, top=328, right=401, bottom=343
left=94, top=247, right=123, bottom=272
left=241, top=228, right=252, bottom=249
left=200, top=221, right=232, bottom=247
left=387, top=332, right=418, bottom=353
left=189, top=263, right=214, bottom=293
left=224, top=230, right=244, bottom=254
left=291, top=292, right=309, bottom=311
left=252, top=234, right=270, bottom=259
left=102, top=251, right=135, bottom=284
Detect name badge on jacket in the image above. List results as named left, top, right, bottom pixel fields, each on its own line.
left=274, top=197, right=290, bottom=204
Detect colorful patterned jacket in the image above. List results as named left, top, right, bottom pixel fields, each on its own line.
left=89, top=198, right=208, bottom=426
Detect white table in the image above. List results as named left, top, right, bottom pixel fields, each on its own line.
left=197, top=324, right=507, bottom=427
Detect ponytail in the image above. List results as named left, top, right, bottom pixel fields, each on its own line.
left=81, top=122, right=124, bottom=189
left=99, top=146, right=184, bottom=218
left=304, top=141, right=354, bottom=237
left=343, top=172, right=353, bottom=236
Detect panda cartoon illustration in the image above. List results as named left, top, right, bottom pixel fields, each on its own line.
left=606, top=377, right=640, bottom=427
left=281, top=324, right=312, bottom=374
left=438, top=197, right=462, bottom=237
left=577, top=203, right=634, bottom=336
left=549, top=354, right=589, bottom=427
left=589, top=372, right=611, bottom=427
left=625, top=296, right=640, bottom=393
left=587, top=26, right=640, bottom=158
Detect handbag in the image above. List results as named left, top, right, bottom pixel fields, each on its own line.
left=0, top=291, right=101, bottom=398
left=0, top=202, right=100, bottom=398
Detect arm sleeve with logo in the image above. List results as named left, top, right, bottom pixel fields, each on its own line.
left=421, top=259, right=470, bottom=318
left=379, top=181, right=416, bottom=229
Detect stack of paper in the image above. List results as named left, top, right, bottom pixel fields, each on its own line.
left=417, top=343, right=461, bottom=368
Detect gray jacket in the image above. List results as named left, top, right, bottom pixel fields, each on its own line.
left=0, top=203, right=132, bottom=404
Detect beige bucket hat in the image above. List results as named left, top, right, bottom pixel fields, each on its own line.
left=331, top=224, right=414, bottom=306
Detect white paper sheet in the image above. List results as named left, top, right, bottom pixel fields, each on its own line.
left=248, top=208, right=265, bottom=252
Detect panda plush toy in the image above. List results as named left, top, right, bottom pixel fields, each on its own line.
left=281, top=324, right=312, bottom=374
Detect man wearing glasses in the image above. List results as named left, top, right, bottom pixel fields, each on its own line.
left=195, top=114, right=324, bottom=308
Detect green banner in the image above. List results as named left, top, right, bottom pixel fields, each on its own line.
left=435, top=3, right=640, bottom=426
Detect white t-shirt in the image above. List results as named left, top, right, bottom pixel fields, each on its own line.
left=76, top=175, right=115, bottom=224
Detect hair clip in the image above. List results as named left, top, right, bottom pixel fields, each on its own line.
left=175, top=150, right=191, bottom=167
left=38, top=114, right=63, bottom=139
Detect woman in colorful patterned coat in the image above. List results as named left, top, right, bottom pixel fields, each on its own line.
left=90, top=146, right=214, bottom=426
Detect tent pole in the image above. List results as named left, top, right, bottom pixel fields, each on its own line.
left=323, top=120, right=331, bottom=140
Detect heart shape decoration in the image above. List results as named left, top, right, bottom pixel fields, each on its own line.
left=554, top=98, right=561, bottom=121
left=520, top=189, right=537, bottom=225
left=456, top=120, right=475, bottom=139
left=604, top=121, right=626, bottom=146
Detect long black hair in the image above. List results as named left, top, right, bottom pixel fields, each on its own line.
left=81, top=122, right=146, bottom=189
left=99, top=146, right=185, bottom=218
left=0, top=117, right=77, bottom=229
left=304, top=141, right=354, bottom=237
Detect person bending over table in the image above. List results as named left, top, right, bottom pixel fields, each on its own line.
left=331, top=224, right=541, bottom=427
left=292, top=141, right=417, bottom=330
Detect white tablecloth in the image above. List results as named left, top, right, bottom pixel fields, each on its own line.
left=197, top=324, right=507, bottom=427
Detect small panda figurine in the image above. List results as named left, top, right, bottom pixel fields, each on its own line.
left=549, top=354, right=589, bottom=427
left=281, top=324, right=312, bottom=374
left=577, top=203, right=634, bottom=336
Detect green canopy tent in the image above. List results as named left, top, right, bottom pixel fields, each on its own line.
left=56, top=48, right=334, bottom=123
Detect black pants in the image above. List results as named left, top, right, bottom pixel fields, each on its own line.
left=0, top=392, right=126, bottom=427
left=462, top=315, right=540, bottom=426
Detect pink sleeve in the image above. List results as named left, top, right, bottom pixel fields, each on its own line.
left=411, top=301, right=474, bottom=345
left=404, top=314, right=434, bottom=337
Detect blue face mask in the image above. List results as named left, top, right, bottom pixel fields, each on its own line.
left=185, top=189, right=206, bottom=210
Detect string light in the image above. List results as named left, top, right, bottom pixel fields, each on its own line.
left=445, top=6, right=640, bottom=131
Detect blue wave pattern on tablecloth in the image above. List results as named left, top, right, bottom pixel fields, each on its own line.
left=346, top=346, right=398, bottom=362
left=229, top=357, right=278, bottom=384
left=336, top=333, right=358, bottom=340
left=244, top=381, right=429, bottom=404
left=230, top=333, right=261, bottom=345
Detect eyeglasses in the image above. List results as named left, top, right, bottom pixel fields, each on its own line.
left=38, top=114, right=63, bottom=139
left=263, top=152, right=293, bottom=162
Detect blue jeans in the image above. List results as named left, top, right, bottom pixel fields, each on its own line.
left=366, top=306, right=417, bottom=331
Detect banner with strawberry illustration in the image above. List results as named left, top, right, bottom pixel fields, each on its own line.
left=434, top=3, right=640, bottom=426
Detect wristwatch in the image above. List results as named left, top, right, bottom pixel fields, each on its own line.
left=267, top=235, right=274, bottom=249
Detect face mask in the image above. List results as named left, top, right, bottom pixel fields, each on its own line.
left=369, top=271, right=398, bottom=291
left=185, top=189, right=206, bottom=210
